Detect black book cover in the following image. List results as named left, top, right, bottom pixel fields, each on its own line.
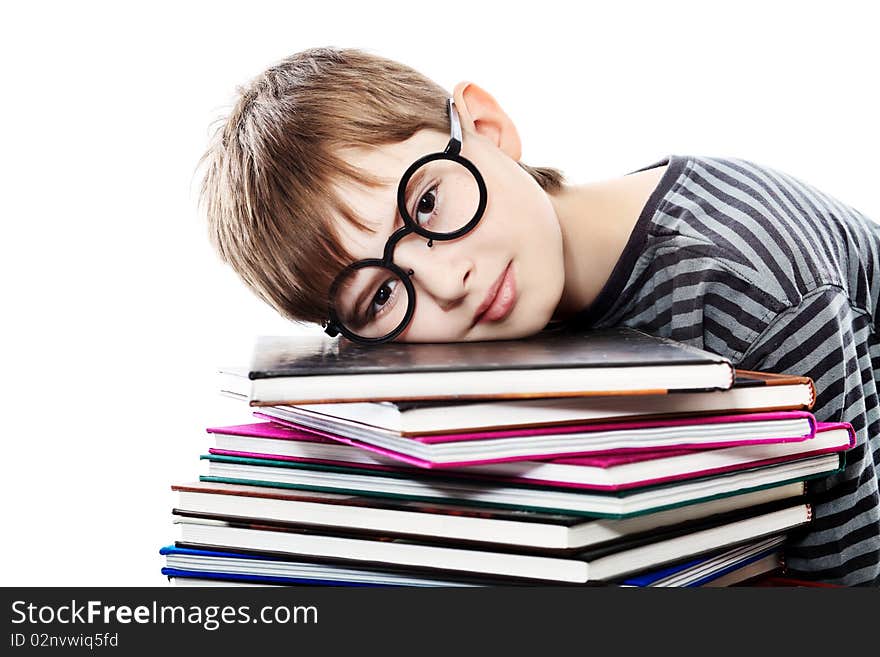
left=248, top=326, right=731, bottom=379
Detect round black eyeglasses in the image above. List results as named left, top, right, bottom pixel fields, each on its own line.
left=323, top=98, right=488, bottom=344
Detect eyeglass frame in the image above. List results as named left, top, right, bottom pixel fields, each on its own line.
left=323, top=98, right=488, bottom=344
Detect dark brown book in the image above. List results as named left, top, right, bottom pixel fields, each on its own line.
left=247, top=368, right=816, bottom=436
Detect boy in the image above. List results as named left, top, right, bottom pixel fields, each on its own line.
left=199, top=47, right=880, bottom=585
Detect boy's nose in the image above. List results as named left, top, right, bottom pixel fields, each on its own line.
left=393, top=236, right=473, bottom=311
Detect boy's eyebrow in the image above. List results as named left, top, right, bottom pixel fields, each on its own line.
left=353, top=165, right=430, bottom=241
left=390, top=166, right=428, bottom=228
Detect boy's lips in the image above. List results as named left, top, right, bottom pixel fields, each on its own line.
left=473, top=262, right=517, bottom=325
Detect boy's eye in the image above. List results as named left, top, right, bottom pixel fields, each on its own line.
left=367, top=277, right=400, bottom=319
left=372, top=278, right=397, bottom=308
left=413, top=185, right=439, bottom=226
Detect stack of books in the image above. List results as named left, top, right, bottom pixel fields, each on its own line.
left=161, top=327, right=854, bottom=587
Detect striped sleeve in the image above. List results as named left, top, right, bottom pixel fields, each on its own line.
left=736, top=285, right=880, bottom=585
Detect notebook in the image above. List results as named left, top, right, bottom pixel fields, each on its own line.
left=619, top=535, right=785, bottom=587
left=250, top=410, right=818, bottom=467
left=199, top=450, right=843, bottom=518
left=220, top=327, right=734, bottom=404
left=206, top=420, right=853, bottom=490
left=173, top=503, right=812, bottom=583
left=160, top=546, right=481, bottom=587
left=171, top=480, right=806, bottom=550
left=235, top=369, right=814, bottom=436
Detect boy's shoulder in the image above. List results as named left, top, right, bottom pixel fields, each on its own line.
left=649, top=153, right=865, bottom=308
left=584, top=152, right=878, bottom=341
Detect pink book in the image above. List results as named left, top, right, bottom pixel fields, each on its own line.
left=206, top=418, right=850, bottom=491
left=208, top=409, right=821, bottom=471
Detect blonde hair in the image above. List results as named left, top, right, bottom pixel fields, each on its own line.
left=199, top=47, right=565, bottom=324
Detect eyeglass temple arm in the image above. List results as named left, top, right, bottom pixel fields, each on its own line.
left=445, top=98, right=462, bottom=156
left=323, top=321, right=339, bottom=337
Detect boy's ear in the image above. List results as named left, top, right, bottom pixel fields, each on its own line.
left=452, top=81, right=522, bottom=161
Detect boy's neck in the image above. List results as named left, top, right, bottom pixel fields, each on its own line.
left=548, top=164, right=668, bottom=321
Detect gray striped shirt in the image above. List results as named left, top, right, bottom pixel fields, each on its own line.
left=576, top=154, right=880, bottom=585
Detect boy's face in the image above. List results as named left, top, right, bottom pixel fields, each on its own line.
left=331, top=126, right=565, bottom=342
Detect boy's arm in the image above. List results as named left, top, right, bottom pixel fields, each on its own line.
left=735, top=285, right=880, bottom=584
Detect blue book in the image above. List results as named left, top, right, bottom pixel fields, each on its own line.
left=159, top=545, right=481, bottom=587
left=621, top=536, right=784, bottom=587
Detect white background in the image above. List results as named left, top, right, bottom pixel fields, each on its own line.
left=1, top=1, right=877, bottom=585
